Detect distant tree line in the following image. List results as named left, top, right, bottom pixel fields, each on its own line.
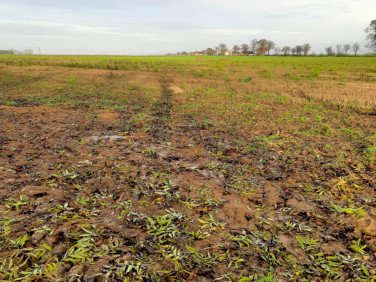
left=169, top=20, right=376, bottom=57
left=174, top=39, right=316, bottom=57
left=172, top=39, right=367, bottom=57
left=0, top=50, right=14, bottom=54
left=324, top=43, right=361, bottom=56
left=0, top=49, right=34, bottom=55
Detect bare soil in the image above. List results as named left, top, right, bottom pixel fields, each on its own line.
left=1, top=100, right=376, bottom=280
left=0, top=58, right=376, bottom=280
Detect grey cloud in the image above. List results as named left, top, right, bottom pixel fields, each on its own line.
left=0, top=0, right=375, bottom=54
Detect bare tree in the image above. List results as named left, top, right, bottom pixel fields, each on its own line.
left=302, top=43, right=311, bottom=56
left=325, top=46, right=334, bottom=56
left=291, top=47, right=297, bottom=56
left=274, top=46, right=281, bottom=56
left=342, top=44, right=351, bottom=56
left=250, top=39, right=258, bottom=55
left=256, top=39, right=268, bottom=56
left=281, top=46, right=291, bottom=56
left=266, top=40, right=275, bottom=55
left=218, top=43, right=228, bottom=55
left=232, top=45, right=240, bottom=55
left=335, top=44, right=342, bottom=56
left=365, top=19, right=376, bottom=52
left=215, top=46, right=220, bottom=56
left=206, top=48, right=215, bottom=56
left=295, top=45, right=303, bottom=56
left=241, top=44, right=250, bottom=55
left=352, top=42, right=360, bottom=56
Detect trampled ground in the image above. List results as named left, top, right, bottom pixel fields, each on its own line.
left=0, top=56, right=376, bottom=281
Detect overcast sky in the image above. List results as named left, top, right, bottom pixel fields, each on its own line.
left=1, top=0, right=375, bottom=55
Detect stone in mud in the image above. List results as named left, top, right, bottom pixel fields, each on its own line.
left=30, top=232, right=45, bottom=244
left=86, top=135, right=125, bottom=142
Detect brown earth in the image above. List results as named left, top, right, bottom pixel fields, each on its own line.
left=1, top=101, right=375, bottom=280
left=0, top=58, right=376, bottom=280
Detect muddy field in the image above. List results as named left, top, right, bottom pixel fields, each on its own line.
left=0, top=56, right=376, bottom=281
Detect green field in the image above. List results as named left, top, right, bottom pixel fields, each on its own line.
left=0, top=55, right=376, bottom=281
